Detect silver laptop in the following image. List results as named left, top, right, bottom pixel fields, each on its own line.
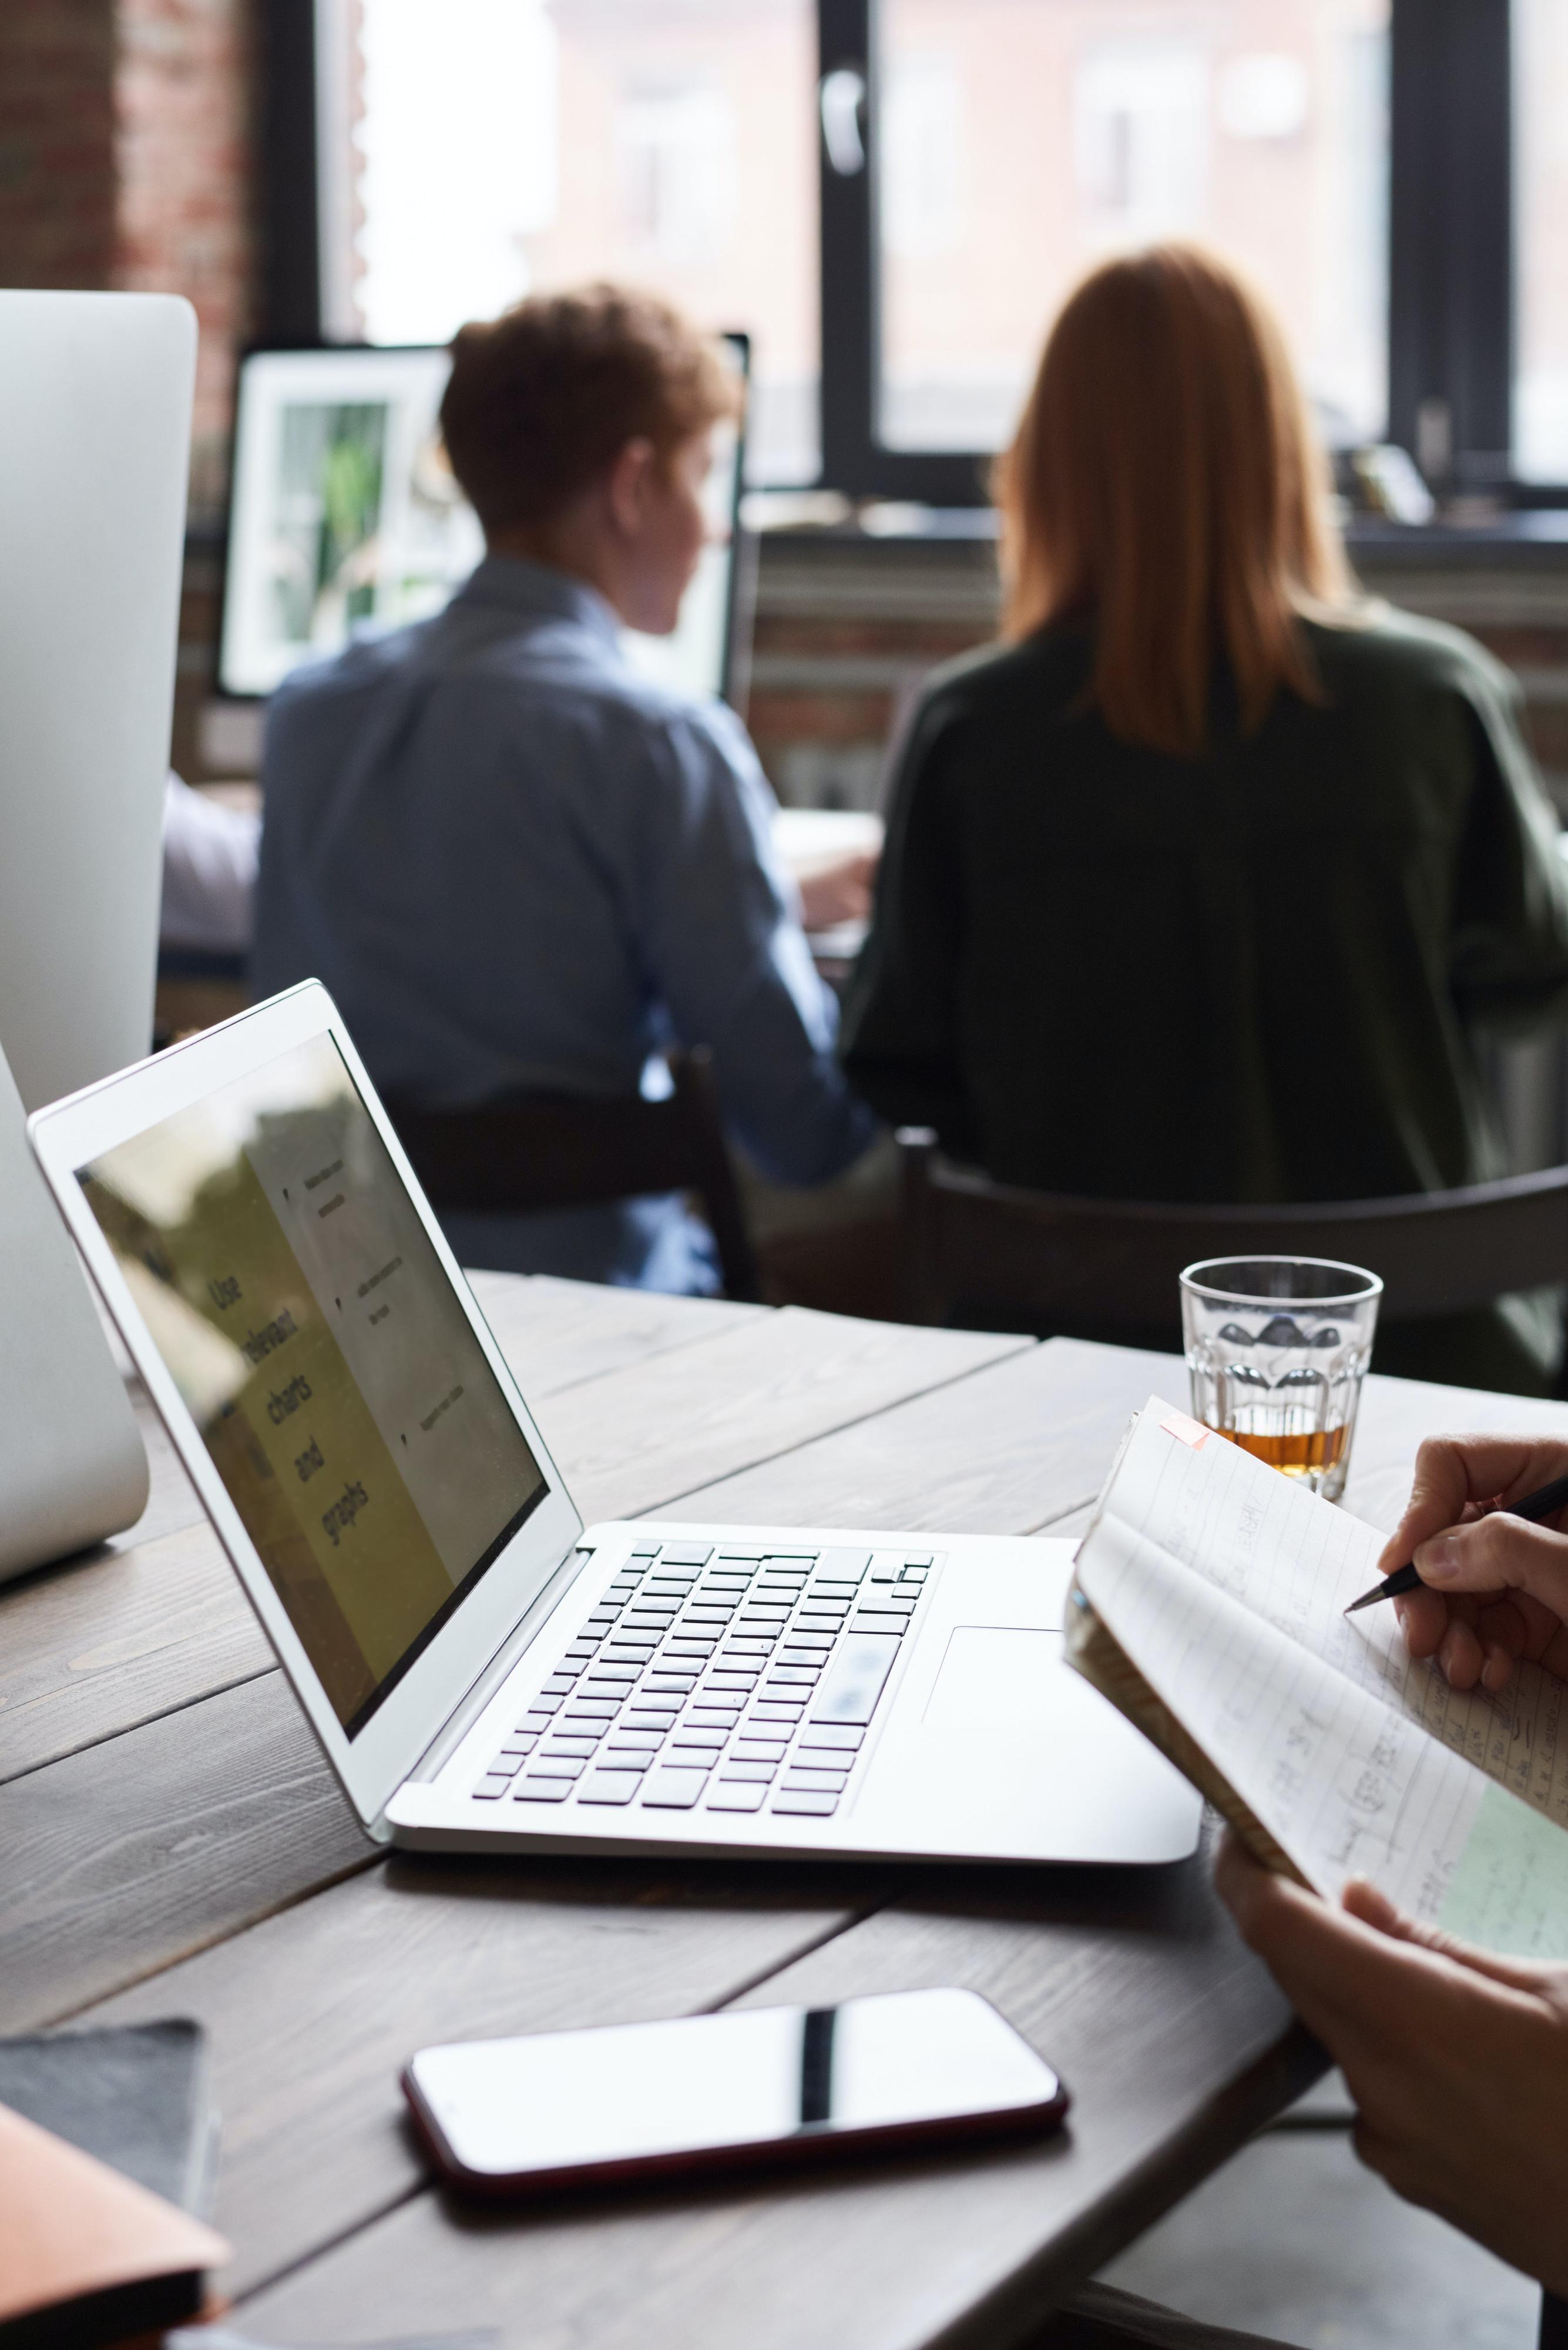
left=29, top=982, right=1198, bottom=1866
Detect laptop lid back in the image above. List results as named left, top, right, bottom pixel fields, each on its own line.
left=0, top=1042, right=148, bottom=1581
left=29, top=982, right=583, bottom=1830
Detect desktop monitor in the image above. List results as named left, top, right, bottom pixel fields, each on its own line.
left=0, top=291, right=196, bottom=1112
left=217, top=332, right=753, bottom=710
left=0, top=288, right=196, bottom=1577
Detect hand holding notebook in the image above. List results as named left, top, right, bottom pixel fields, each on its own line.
left=1068, top=1400, right=1568, bottom=2306
left=1066, top=1399, right=1568, bottom=1958
left=1213, top=1835, right=1568, bottom=2304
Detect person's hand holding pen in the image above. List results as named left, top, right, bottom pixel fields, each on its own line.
left=1375, top=1435, right=1568, bottom=1693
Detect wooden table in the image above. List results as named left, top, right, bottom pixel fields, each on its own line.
left=7, top=1276, right=1566, bottom=2349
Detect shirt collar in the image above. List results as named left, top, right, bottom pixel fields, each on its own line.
left=451, top=554, right=623, bottom=651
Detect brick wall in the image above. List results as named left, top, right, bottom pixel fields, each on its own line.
left=117, top=0, right=257, bottom=519
left=0, top=0, right=258, bottom=779
left=115, top=0, right=259, bottom=776
left=0, top=1, right=119, bottom=289
left=0, top=0, right=257, bottom=509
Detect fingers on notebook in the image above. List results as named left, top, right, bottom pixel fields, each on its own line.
left=1396, top=1580, right=1553, bottom=1693
left=1217, top=1839, right=1562, bottom=2090
left=1216, top=1836, right=1485, bottom=2052
left=1392, top=1584, right=1451, bottom=1655
left=1434, top=1606, right=1507, bottom=1694
left=1405, top=1522, right=1568, bottom=1696
left=1338, top=1878, right=1558, bottom=1993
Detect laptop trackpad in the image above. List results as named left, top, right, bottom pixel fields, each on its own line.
left=924, top=1624, right=1117, bottom=1737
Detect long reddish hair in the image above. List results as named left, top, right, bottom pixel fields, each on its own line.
left=993, top=245, right=1355, bottom=760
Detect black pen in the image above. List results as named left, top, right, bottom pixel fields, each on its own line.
left=1344, top=1467, right=1568, bottom=1615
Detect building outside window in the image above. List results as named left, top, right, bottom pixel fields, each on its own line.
left=875, top=0, right=1389, bottom=460
left=308, top=1, right=1563, bottom=503
left=1515, top=0, right=1568, bottom=484
left=318, top=0, right=821, bottom=485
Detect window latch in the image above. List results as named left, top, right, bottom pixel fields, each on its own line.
left=820, top=66, right=867, bottom=176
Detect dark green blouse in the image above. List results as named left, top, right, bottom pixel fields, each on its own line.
left=841, top=608, right=1568, bottom=1389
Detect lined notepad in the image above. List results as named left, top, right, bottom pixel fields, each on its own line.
left=1067, top=1401, right=1568, bottom=1957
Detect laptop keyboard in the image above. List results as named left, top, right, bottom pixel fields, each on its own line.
left=468, top=1541, right=936, bottom=1821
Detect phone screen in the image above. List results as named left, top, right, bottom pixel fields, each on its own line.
left=404, top=1988, right=1066, bottom=2191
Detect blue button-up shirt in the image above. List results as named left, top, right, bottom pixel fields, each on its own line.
left=251, top=556, right=876, bottom=1290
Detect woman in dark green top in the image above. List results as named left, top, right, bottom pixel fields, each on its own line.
left=842, top=247, right=1568, bottom=1392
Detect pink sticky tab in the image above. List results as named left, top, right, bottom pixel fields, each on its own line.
left=1159, top=1408, right=1209, bottom=1450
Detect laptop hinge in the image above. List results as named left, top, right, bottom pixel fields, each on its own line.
left=404, top=1539, right=600, bottom=1788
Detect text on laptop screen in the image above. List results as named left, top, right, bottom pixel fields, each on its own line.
left=78, top=1034, right=547, bottom=1735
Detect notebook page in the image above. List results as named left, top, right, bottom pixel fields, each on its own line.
left=1102, top=1401, right=1568, bottom=1830
left=1073, top=1506, right=1568, bottom=1956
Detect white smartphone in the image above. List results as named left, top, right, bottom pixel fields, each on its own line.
left=403, top=1986, right=1069, bottom=2197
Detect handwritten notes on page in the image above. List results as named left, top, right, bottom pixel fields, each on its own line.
left=1073, top=1400, right=1568, bottom=1956
left=1097, top=1401, right=1568, bottom=1830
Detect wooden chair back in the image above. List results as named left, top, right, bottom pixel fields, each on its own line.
left=385, top=1048, right=762, bottom=1302
left=897, top=1127, right=1568, bottom=1335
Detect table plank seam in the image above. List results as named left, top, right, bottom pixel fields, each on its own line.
left=0, top=1661, right=279, bottom=1794
left=223, top=1901, right=893, bottom=2308
left=619, top=1340, right=1040, bottom=1521
left=43, top=1849, right=382, bottom=2035
left=692, top=1901, right=895, bottom=2015
left=522, top=1309, right=777, bottom=1400
left=233, top=2178, right=429, bottom=2311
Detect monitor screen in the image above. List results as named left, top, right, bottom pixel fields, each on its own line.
left=77, top=1031, right=548, bottom=1737
left=218, top=336, right=748, bottom=705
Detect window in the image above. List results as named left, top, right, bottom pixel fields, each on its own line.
left=287, top=0, right=1548, bottom=505
left=1514, top=0, right=1568, bottom=484
left=315, top=0, right=821, bottom=485
left=874, top=0, right=1389, bottom=464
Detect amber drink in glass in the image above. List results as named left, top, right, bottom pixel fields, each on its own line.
left=1178, top=1257, right=1382, bottom=1502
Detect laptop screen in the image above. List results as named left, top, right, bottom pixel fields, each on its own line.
left=77, top=1032, right=547, bottom=1737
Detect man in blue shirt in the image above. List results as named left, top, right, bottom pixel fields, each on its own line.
left=253, top=286, right=877, bottom=1290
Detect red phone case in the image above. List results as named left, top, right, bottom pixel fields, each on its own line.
left=402, top=2044, right=1070, bottom=2200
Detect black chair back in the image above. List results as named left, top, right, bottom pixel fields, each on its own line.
left=386, top=1049, right=761, bottom=1302
left=897, top=1127, right=1568, bottom=1335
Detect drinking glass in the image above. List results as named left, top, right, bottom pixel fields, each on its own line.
left=1178, top=1256, right=1383, bottom=1502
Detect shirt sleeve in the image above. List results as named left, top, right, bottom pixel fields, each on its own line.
left=837, top=691, right=975, bottom=1150
left=160, top=773, right=261, bottom=954
left=1448, top=657, right=1568, bottom=1035
left=628, top=703, right=879, bottom=1186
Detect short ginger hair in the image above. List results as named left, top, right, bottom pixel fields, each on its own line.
left=439, top=283, right=739, bottom=535
left=994, top=244, right=1355, bottom=760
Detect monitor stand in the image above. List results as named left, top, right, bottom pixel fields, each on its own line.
left=0, top=1043, right=147, bottom=1583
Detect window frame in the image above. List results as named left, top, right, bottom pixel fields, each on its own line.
left=260, top=0, right=323, bottom=348
left=273, top=0, right=1539, bottom=505
left=1388, top=0, right=1513, bottom=491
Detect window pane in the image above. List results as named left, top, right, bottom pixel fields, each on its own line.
left=877, top=0, right=1389, bottom=455
left=1516, top=0, right=1568, bottom=482
left=319, top=0, right=820, bottom=484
